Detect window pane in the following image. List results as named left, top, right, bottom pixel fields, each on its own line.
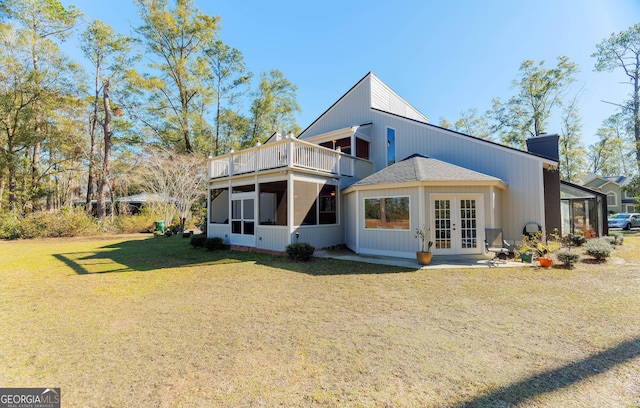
left=294, top=181, right=317, bottom=226
left=210, top=188, right=229, bottom=223
left=364, top=196, right=409, bottom=229
left=387, top=128, right=396, bottom=166
left=243, top=199, right=254, bottom=219
left=319, top=184, right=337, bottom=224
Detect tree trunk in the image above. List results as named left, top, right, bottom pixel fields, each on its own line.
left=97, top=80, right=112, bottom=218
left=634, top=73, right=640, bottom=174
left=7, top=142, right=17, bottom=213
left=86, top=71, right=101, bottom=214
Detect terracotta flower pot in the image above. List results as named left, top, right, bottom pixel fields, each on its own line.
left=416, top=251, right=432, bottom=265
left=539, top=257, right=552, bottom=267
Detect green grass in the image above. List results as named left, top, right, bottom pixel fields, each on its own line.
left=0, top=233, right=639, bottom=407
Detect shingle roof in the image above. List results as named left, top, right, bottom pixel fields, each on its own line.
left=353, top=154, right=504, bottom=186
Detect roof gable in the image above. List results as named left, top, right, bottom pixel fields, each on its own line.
left=299, top=72, right=428, bottom=138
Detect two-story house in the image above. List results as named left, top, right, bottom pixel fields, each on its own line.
left=582, top=173, right=638, bottom=214
left=206, top=72, right=562, bottom=260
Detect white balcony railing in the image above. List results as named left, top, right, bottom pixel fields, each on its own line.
left=208, top=138, right=355, bottom=179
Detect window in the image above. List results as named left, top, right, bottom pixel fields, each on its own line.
left=319, top=184, right=337, bottom=224
left=364, top=196, right=410, bottom=229
left=294, top=181, right=338, bottom=226
left=386, top=128, right=396, bottom=167
left=259, top=181, right=287, bottom=226
left=607, top=192, right=617, bottom=207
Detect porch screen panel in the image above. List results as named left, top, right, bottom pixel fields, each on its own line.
left=231, top=200, right=242, bottom=234
left=434, top=199, right=451, bottom=249
left=460, top=199, right=477, bottom=249
left=294, top=181, right=317, bottom=226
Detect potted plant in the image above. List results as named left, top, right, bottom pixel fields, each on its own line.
left=536, top=229, right=561, bottom=267
left=415, top=226, right=433, bottom=265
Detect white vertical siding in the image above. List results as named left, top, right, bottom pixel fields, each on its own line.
left=299, top=76, right=373, bottom=140
left=292, top=225, right=343, bottom=249
left=369, top=111, right=548, bottom=241
left=256, top=227, right=289, bottom=251
left=344, top=192, right=357, bottom=250
left=208, top=224, right=230, bottom=242
left=356, top=187, right=419, bottom=258
left=370, top=75, right=429, bottom=123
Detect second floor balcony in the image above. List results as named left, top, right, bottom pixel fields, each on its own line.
left=208, top=137, right=358, bottom=180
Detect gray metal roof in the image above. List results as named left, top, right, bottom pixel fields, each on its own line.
left=353, top=154, right=504, bottom=186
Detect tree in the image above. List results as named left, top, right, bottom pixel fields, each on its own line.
left=450, top=108, right=491, bottom=140
left=246, top=69, right=300, bottom=147
left=134, top=0, right=220, bottom=153
left=559, top=95, right=587, bottom=182
left=593, top=23, right=640, bottom=173
left=0, top=0, right=82, bottom=210
left=588, top=113, right=635, bottom=176
left=488, top=57, right=579, bottom=148
left=206, top=40, right=251, bottom=155
left=0, top=21, right=83, bottom=213
left=139, top=148, right=205, bottom=233
left=80, top=19, right=135, bottom=217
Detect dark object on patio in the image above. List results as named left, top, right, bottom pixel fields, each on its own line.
left=485, top=228, right=513, bottom=266
left=523, top=222, right=542, bottom=238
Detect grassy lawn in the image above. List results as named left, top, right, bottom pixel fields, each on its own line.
left=1, top=234, right=639, bottom=407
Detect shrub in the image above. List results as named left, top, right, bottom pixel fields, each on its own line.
left=204, top=237, right=224, bottom=251
left=190, top=234, right=207, bottom=248
left=0, top=212, right=21, bottom=240
left=609, top=231, right=624, bottom=246
left=556, top=249, right=581, bottom=267
left=112, top=213, right=155, bottom=233
left=286, top=242, right=315, bottom=262
left=571, top=234, right=587, bottom=247
left=584, top=238, right=613, bottom=261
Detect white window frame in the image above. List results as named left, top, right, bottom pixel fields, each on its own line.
left=363, top=195, right=410, bottom=230
left=607, top=191, right=617, bottom=207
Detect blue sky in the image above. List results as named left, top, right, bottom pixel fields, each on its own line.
left=61, top=0, right=640, bottom=147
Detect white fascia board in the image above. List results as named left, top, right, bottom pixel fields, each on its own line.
left=343, top=179, right=507, bottom=194
left=302, top=126, right=358, bottom=144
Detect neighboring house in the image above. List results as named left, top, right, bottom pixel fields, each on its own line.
left=582, top=173, right=638, bottom=214
left=206, top=72, right=562, bottom=259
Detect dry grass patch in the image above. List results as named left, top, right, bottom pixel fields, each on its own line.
left=0, top=234, right=639, bottom=407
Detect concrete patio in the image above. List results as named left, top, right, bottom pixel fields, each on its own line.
left=314, top=247, right=530, bottom=270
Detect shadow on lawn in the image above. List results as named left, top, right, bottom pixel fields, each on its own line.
left=451, top=337, right=640, bottom=407
left=54, top=236, right=412, bottom=275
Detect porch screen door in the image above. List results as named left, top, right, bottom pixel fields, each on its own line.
left=432, top=194, right=483, bottom=255
left=230, top=193, right=255, bottom=246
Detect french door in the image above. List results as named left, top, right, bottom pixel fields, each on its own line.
left=431, top=194, right=484, bottom=255
left=230, top=192, right=256, bottom=246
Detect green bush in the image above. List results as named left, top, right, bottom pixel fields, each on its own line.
left=556, top=249, right=581, bottom=267
left=0, top=212, right=21, bottom=239
left=571, top=234, right=587, bottom=246
left=190, top=234, right=207, bottom=247
left=609, top=231, right=624, bottom=246
left=584, top=238, right=613, bottom=261
left=204, top=237, right=224, bottom=251
left=0, top=208, right=100, bottom=239
left=286, top=242, right=315, bottom=262
left=50, top=207, right=100, bottom=237
left=112, top=213, right=155, bottom=233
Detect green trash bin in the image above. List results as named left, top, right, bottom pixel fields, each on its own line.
left=155, top=220, right=165, bottom=234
